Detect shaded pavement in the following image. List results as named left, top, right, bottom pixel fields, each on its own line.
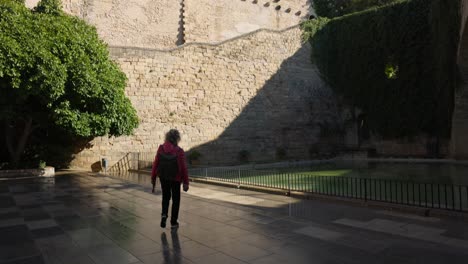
left=1, top=171, right=468, bottom=264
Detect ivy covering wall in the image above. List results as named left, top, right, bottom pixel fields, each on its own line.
left=312, top=0, right=398, bottom=18
left=303, top=0, right=460, bottom=139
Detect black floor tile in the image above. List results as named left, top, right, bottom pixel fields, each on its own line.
left=0, top=186, right=9, bottom=193
left=0, top=212, right=21, bottom=220
left=54, top=215, right=81, bottom=222
left=8, top=186, right=29, bottom=194
left=0, top=225, right=32, bottom=245
left=53, top=195, right=73, bottom=200
left=0, top=243, right=40, bottom=263
left=2, top=255, right=45, bottom=264
left=21, top=209, right=50, bottom=222
left=19, top=204, right=42, bottom=210
left=48, top=209, right=75, bottom=217
left=31, top=227, right=65, bottom=239
left=0, top=196, right=15, bottom=208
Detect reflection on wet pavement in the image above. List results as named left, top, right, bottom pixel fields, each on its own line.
left=0, top=172, right=468, bottom=264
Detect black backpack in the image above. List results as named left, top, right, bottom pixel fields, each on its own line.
left=157, top=150, right=179, bottom=181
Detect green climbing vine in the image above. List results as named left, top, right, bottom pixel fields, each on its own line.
left=303, top=0, right=460, bottom=138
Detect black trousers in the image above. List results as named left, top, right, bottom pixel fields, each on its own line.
left=160, top=179, right=181, bottom=223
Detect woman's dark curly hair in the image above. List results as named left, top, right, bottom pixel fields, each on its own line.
left=165, top=129, right=181, bottom=146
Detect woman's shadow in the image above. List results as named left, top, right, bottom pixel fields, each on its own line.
left=160, top=228, right=183, bottom=264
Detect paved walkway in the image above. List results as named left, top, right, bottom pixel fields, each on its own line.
left=1, top=172, right=468, bottom=264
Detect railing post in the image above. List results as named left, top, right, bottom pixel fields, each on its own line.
left=459, top=185, right=462, bottom=211
left=452, top=185, right=456, bottom=210
left=205, top=168, right=208, bottom=179
left=127, top=153, right=130, bottom=170
left=137, top=152, right=140, bottom=170
left=238, top=169, right=241, bottom=189
left=364, top=178, right=368, bottom=202
left=287, top=173, right=291, bottom=196
left=465, top=186, right=468, bottom=212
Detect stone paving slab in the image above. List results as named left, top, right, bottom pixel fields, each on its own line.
left=0, top=172, right=468, bottom=264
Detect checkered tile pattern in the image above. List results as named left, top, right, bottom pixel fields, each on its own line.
left=1, top=172, right=468, bottom=264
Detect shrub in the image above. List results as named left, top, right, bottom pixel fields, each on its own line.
left=38, top=160, right=46, bottom=169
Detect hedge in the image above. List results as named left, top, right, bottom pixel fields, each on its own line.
left=304, top=0, right=460, bottom=138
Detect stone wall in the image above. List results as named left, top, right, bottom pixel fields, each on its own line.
left=184, top=0, right=312, bottom=43
left=23, top=0, right=336, bottom=169
left=460, top=0, right=468, bottom=46
left=451, top=2, right=468, bottom=159
left=373, top=137, right=448, bottom=158
left=26, top=0, right=181, bottom=49
left=26, top=0, right=312, bottom=48
left=70, top=26, right=339, bottom=169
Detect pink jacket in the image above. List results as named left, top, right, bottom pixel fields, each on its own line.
left=151, top=142, right=189, bottom=185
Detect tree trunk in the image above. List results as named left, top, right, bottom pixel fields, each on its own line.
left=4, top=117, right=34, bottom=168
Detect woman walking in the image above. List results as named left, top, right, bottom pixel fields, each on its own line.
left=151, top=129, right=189, bottom=229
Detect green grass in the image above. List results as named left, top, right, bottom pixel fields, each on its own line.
left=305, top=169, right=352, bottom=176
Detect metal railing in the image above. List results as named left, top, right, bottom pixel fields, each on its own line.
left=107, top=152, right=154, bottom=173
left=107, top=153, right=134, bottom=173
left=110, top=153, right=468, bottom=212
left=189, top=167, right=468, bottom=212
left=136, top=152, right=154, bottom=170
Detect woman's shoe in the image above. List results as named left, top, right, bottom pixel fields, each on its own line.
left=160, top=215, right=168, bottom=228
left=171, top=221, right=179, bottom=229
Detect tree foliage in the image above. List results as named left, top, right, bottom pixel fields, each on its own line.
left=0, top=0, right=139, bottom=168
left=35, top=0, right=62, bottom=15
left=303, top=0, right=460, bottom=138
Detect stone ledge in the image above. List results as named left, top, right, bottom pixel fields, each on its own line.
left=0, top=167, right=55, bottom=179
